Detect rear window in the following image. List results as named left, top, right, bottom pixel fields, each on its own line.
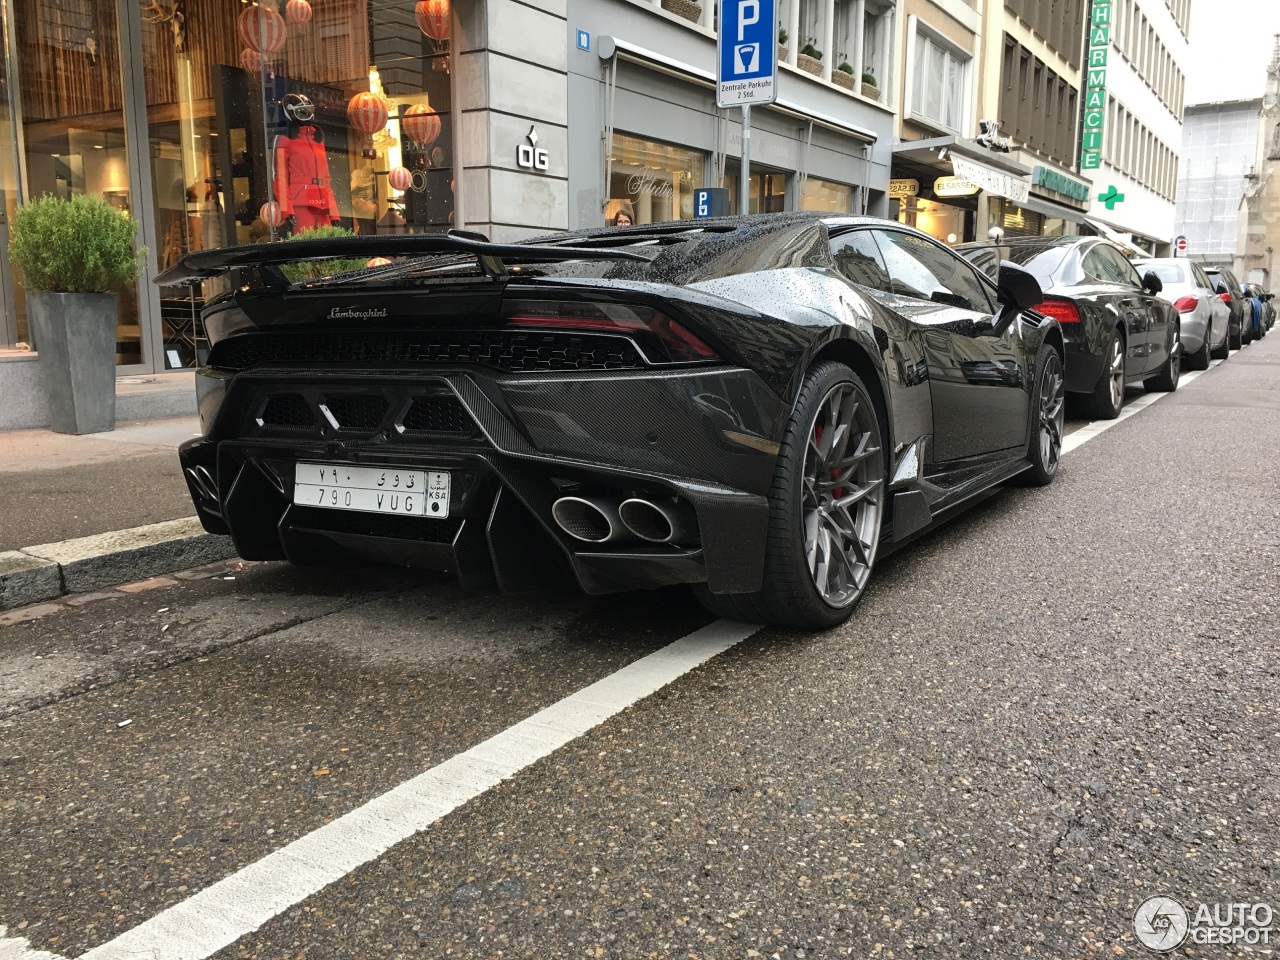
left=1138, top=262, right=1186, bottom=284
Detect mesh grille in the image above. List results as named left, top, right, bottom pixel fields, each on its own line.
left=322, top=395, right=389, bottom=432
left=402, top=397, right=473, bottom=435
left=259, top=393, right=314, bottom=428
left=291, top=506, right=462, bottom=543
left=211, top=330, right=645, bottom=372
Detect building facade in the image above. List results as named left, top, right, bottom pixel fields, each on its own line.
left=1235, top=39, right=1280, bottom=288
left=1079, top=0, right=1190, bottom=255
left=0, top=0, right=897, bottom=378
left=1174, top=99, right=1261, bottom=272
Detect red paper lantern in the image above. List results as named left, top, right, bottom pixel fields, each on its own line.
left=238, top=6, right=287, bottom=54
left=402, top=104, right=441, bottom=147
left=346, top=91, right=389, bottom=137
left=387, top=166, right=413, bottom=191
left=240, top=48, right=262, bottom=75
left=365, top=257, right=393, bottom=269
left=285, top=0, right=313, bottom=24
left=415, top=0, right=451, bottom=42
left=260, top=201, right=285, bottom=228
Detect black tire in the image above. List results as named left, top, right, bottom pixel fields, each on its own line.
left=1230, top=324, right=1243, bottom=350
left=1144, top=325, right=1181, bottom=392
left=1186, top=328, right=1211, bottom=370
left=1210, top=323, right=1230, bottom=360
left=1079, top=328, right=1125, bottom=420
left=1014, top=344, right=1065, bottom=487
left=694, top=361, right=886, bottom=630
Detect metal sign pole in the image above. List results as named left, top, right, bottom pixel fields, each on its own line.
left=740, top=104, right=751, bottom=215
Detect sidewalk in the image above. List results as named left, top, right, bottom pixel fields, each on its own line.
left=0, top=416, right=239, bottom=611
left=0, top=417, right=202, bottom=551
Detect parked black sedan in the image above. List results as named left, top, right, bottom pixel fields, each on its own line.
left=960, top=237, right=1180, bottom=419
left=159, top=214, right=1063, bottom=630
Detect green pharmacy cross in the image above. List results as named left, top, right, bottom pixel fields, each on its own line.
left=1098, top=185, right=1125, bottom=210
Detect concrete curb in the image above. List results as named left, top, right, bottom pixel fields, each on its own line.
left=0, top=518, right=237, bottom=610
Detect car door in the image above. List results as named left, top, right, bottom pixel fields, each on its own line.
left=1104, top=245, right=1169, bottom=375
left=857, top=227, right=1030, bottom=462
left=1192, top=262, right=1227, bottom=346
left=1080, top=243, right=1149, bottom=380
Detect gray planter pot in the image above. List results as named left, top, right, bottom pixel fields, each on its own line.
left=832, top=69, right=855, bottom=90
left=660, top=0, right=701, bottom=21
left=861, top=81, right=881, bottom=101
left=27, top=291, right=118, bottom=435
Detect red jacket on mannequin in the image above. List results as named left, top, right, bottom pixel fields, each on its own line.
left=273, top=124, right=340, bottom=229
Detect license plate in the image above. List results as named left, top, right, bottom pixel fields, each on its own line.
left=293, top=462, right=450, bottom=518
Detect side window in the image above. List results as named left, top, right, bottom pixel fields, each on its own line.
left=872, top=229, right=996, bottom=313
left=830, top=231, right=893, bottom=294
left=1082, top=247, right=1109, bottom=282
left=1102, top=247, right=1143, bottom=288
left=1192, top=263, right=1213, bottom=291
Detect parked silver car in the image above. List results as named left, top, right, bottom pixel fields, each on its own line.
left=1133, top=258, right=1231, bottom=368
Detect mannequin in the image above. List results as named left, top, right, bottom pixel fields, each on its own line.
left=273, top=93, right=340, bottom=231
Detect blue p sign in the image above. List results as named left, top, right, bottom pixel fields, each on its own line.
left=717, top=0, right=777, bottom=107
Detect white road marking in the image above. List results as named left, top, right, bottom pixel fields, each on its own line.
left=77, top=619, right=760, bottom=960
left=1062, top=357, right=1222, bottom=456
left=0, top=926, right=65, bottom=960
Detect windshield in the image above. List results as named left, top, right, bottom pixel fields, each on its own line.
left=1136, top=262, right=1186, bottom=284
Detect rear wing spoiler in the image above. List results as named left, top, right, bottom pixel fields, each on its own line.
left=154, top=229, right=650, bottom=287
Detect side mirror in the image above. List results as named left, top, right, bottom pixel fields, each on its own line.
left=996, top=261, right=1042, bottom=313
left=1142, top=271, right=1163, bottom=295
left=1215, top=282, right=1229, bottom=297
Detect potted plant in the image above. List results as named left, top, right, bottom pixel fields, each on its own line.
left=861, top=68, right=880, bottom=101
left=833, top=61, right=856, bottom=90
left=778, top=28, right=789, bottom=62
left=661, top=0, right=702, bottom=24
left=8, top=194, right=145, bottom=435
left=798, top=43, right=823, bottom=76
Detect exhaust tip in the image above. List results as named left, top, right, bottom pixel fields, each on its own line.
left=552, top=497, right=617, bottom=543
left=619, top=498, right=676, bottom=543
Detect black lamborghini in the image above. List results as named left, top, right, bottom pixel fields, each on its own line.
left=159, top=214, right=1064, bottom=630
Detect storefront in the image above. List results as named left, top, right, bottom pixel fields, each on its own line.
left=889, top=136, right=1033, bottom=245
left=987, top=165, right=1089, bottom=238
left=569, top=11, right=895, bottom=232
left=0, top=0, right=466, bottom=372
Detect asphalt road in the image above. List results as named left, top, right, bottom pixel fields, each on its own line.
left=1, top=335, right=1278, bottom=959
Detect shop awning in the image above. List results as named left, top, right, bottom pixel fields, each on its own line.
left=1018, top=192, right=1088, bottom=224
left=892, top=137, right=1031, bottom=203
left=1083, top=216, right=1157, bottom=256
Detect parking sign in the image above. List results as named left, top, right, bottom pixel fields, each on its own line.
left=717, top=0, right=777, bottom=108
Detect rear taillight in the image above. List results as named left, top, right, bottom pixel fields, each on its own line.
left=1174, top=296, right=1199, bottom=313
left=503, top=300, right=718, bottom=362
left=1219, top=292, right=1232, bottom=304
left=1033, top=298, right=1081, bottom=324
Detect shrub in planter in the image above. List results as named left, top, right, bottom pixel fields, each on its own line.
left=661, top=0, right=702, bottom=23
left=778, top=28, right=789, bottom=61
left=798, top=43, right=823, bottom=76
left=280, top=224, right=367, bottom=282
left=861, top=70, right=880, bottom=101
left=833, top=61, right=856, bottom=89
left=9, top=194, right=145, bottom=434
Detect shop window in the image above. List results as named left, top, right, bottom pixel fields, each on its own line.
left=142, top=0, right=456, bottom=364
left=14, top=0, right=140, bottom=364
left=909, top=24, right=969, bottom=134
left=802, top=177, right=853, bottom=213
left=607, top=134, right=705, bottom=225
left=724, top=166, right=787, bottom=216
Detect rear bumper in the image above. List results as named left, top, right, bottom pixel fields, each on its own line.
left=180, top=365, right=783, bottom=595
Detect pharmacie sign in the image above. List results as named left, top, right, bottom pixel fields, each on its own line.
left=1080, top=0, right=1111, bottom=170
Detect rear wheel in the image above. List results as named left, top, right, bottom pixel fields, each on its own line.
left=1015, top=345, right=1065, bottom=487
left=1186, top=328, right=1211, bottom=370
left=1080, top=329, right=1125, bottom=420
left=1144, top=325, right=1181, bottom=392
left=1230, top=323, right=1243, bottom=350
left=1210, top=323, right=1230, bottom=360
left=695, top=361, right=886, bottom=630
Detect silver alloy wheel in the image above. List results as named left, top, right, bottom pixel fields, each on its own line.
left=1109, top=336, right=1124, bottom=410
left=1039, top=352, right=1066, bottom=474
left=1169, top=330, right=1181, bottom=380
left=801, top=381, right=884, bottom=608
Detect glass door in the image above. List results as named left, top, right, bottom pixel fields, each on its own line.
left=724, top=162, right=789, bottom=215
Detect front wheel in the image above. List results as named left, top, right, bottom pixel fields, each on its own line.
left=695, top=361, right=886, bottom=630
left=1186, top=328, right=1211, bottom=370
left=1144, top=327, right=1181, bottom=392
left=1211, top=323, right=1230, bottom=360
